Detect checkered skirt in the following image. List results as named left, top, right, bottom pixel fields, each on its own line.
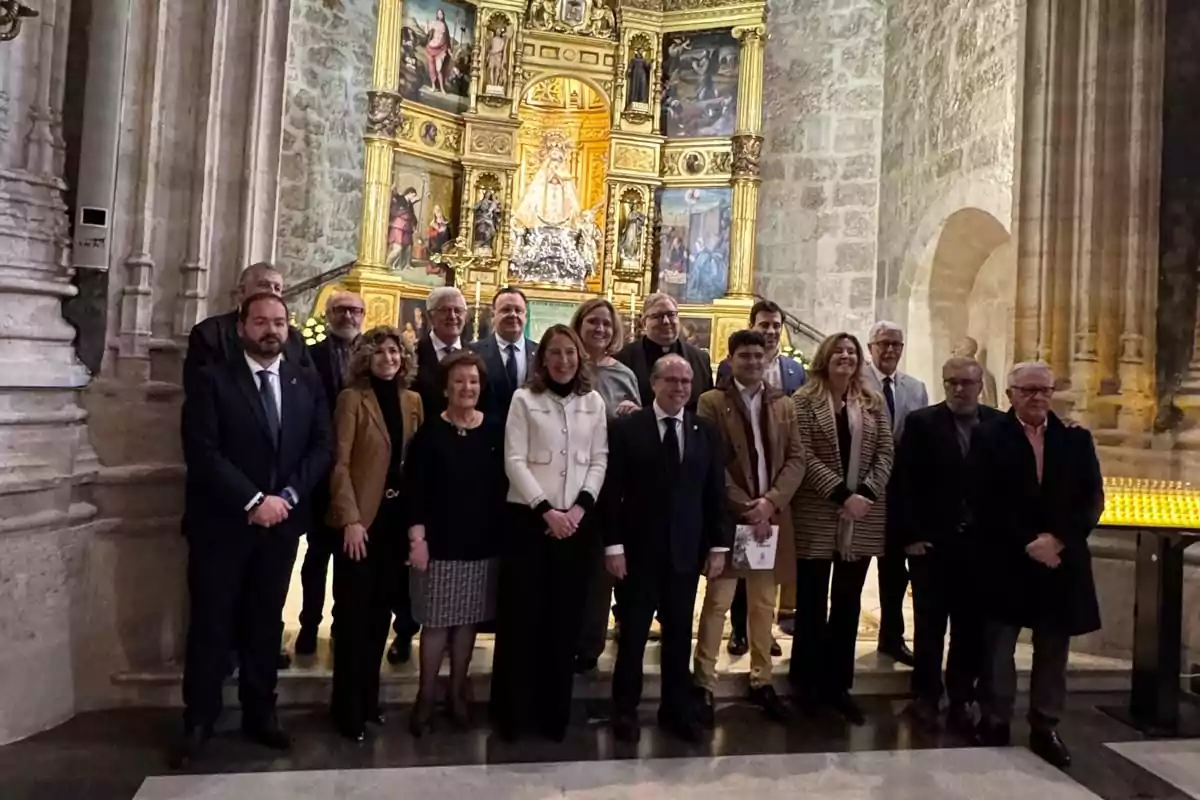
left=410, top=557, right=499, bottom=628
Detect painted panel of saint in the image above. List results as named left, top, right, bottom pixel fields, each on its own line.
left=657, top=187, right=732, bottom=305
left=387, top=154, right=461, bottom=286
left=399, top=0, right=476, bottom=114
left=661, top=31, right=740, bottom=139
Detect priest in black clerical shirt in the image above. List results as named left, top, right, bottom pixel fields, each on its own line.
left=615, top=292, right=713, bottom=412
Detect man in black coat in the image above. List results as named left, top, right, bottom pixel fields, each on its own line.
left=295, top=291, right=365, bottom=656
left=603, top=354, right=731, bottom=744
left=890, top=357, right=1002, bottom=733
left=182, top=262, right=311, bottom=397
left=615, top=292, right=713, bottom=412
left=413, top=286, right=468, bottom=418
left=967, top=362, right=1103, bottom=768
left=469, top=286, right=536, bottom=421
left=172, top=293, right=333, bottom=768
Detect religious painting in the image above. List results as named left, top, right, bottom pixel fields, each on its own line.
left=525, top=299, right=578, bottom=342
left=397, top=298, right=430, bottom=349
left=661, top=31, right=740, bottom=138
left=657, top=187, right=732, bottom=305
left=679, top=316, right=713, bottom=353
left=464, top=305, right=494, bottom=344
left=399, top=0, right=476, bottom=115
left=387, top=154, right=461, bottom=287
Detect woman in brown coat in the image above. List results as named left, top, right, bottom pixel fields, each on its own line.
left=789, top=332, right=893, bottom=725
left=327, top=326, right=424, bottom=742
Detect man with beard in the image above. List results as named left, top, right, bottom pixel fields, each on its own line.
left=172, top=293, right=332, bottom=768
left=295, top=291, right=366, bottom=656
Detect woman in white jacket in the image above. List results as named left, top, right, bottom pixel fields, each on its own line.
left=490, top=323, right=608, bottom=742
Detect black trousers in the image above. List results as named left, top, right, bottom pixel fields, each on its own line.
left=330, top=531, right=400, bottom=730
left=876, top=553, right=909, bottom=646
left=299, top=523, right=339, bottom=633
left=182, top=527, right=298, bottom=731
left=577, top=534, right=616, bottom=662
left=490, top=507, right=592, bottom=735
left=789, top=556, right=871, bottom=694
left=908, top=546, right=983, bottom=705
left=612, top=555, right=699, bottom=718
left=981, top=620, right=1070, bottom=728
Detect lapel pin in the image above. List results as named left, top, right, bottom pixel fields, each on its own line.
left=290, top=378, right=297, bottom=385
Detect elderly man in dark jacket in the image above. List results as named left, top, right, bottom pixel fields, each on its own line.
left=967, top=362, right=1103, bottom=769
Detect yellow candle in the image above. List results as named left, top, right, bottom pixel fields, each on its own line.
left=606, top=286, right=613, bottom=304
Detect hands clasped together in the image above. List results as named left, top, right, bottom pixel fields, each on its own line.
left=249, top=495, right=291, bottom=528
left=1026, top=532, right=1064, bottom=568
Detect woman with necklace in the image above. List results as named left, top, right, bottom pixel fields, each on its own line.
left=403, top=350, right=506, bottom=735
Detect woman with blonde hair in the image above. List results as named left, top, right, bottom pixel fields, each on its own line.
left=327, top=326, right=423, bottom=742
left=788, top=332, right=893, bottom=725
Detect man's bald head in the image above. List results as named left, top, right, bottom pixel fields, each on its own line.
left=235, top=262, right=283, bottom=304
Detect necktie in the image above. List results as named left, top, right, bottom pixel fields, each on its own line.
left=258, top=369, right=281, bottom=442
left=442, top=345, right=457, bottom=361
left=883, top=376, right=896, bottom=423
left=662, top=416, right=681, bottom=474
left=505, top=342, right=519, bottom=389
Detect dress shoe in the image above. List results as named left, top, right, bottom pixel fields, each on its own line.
left=335, top=720, right=366, bottom=743
left=243, top=715, right=292, bottom=751
left=770, top=639, right=783, bottom=657
left=726, top=634, right=749, bottom=657
left=386, top=635, right=412, bottom=665
left=946, top=703, right=976, bottom=737
left=658, top=708, right=703, bottom=743
left=277, top=650, right=292, bottom=670
left=878, top=641, right=915, bottom=667
left=613, top=712, right=641, bottom=743
left=1029, top=727, right=1071, bottom=768
left=831, top=692, right=866, bottom=726
left=975, top=719, right=1012, bottom=747
left=167, top=726, right=210, bottom=769
left=574, top=655, right=599, bottom=674
left=694, top=687, right=716, bottom=729
left=748, top=684, right=790, bottom=722
left=294, top=626, right=318, bottom=656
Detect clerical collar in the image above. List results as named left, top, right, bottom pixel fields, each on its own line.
left=642, top=335, right=681, bottom=361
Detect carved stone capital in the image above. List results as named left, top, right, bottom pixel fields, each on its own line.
left=731, top=134, right=764, bottom=177
left=365, top=91, right=404, bottom=139
left=731, top=24, right=767, bottom=46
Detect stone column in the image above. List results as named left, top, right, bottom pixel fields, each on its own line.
left=0, top=0, right=98, bottom=744
left=727, top=24, right=766, bottom=299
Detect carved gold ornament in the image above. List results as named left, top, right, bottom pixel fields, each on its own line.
left=731, top=134, right=764, bottom=177
left=526, top=0, right=617, bottom=42
left=365, top=92, right=404, bottom=139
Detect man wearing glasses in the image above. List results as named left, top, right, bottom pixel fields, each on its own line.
left=968, top=362, right=1103, bottom=768
left=863, top=320, right=928, bottom=667
left=616, top=293, right=713, bottom=412
left=889, top=357, right=1000, bottom=734
left=413, top=286, right=468, bottom=417
left=295, top=292, right=366, bottom=656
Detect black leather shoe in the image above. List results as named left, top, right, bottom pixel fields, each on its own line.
left=386, top=636, right=412, bottom=665
left=613, top=712, right=641, bottom=743
left=749, top=685, right=790, bottom=723
left=694, top=687, right=716, bottom=729
left=1029, top=727, right=1071, bottom=768
left=294, top=626, right=318, bottom=656
left=277, top=650, right=292, bottom=670
left=726, top=634, right=749, bottom=657
left=831, top=692, right=866, bottom=726
left=167, top=726, right=210, bottom=769
left=574, top=655, right=599, bottom=674
left=878, top=641, right=915, bottom=667
left=975, top=719, right=1012, bottom=747
left=243, top=715, right=292, bottom=751
left=770, top=639, right=783, bottom=657
left=946, top=703, right=976, bottom=737
left=658, top=708, right=703, bottom=743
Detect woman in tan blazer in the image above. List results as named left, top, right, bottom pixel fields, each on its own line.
left=327, top=325, right=424, bottom=742
left=790, top=332, right=893, bottom=725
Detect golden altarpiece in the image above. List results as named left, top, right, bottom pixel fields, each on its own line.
left=313, top=0, right=769, bottom=355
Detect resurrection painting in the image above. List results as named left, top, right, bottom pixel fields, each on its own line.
left=657, top=187, right=732, bottom=305
left=387, top=154, right=461, bottom=287
left=399, top=0, right=476, bottom=114
left=661, top=30, right=740, bottom=138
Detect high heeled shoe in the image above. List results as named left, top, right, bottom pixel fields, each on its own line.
left=409, top=697, right=435, bottom=737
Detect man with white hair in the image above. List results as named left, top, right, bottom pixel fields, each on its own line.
left=413, top=286, right=468, bottom=418
left=863, top=320, right=928, bottom=667
left=615, top=292, right=713, bottom=412
left=968, top=362, right=1103, bottom=768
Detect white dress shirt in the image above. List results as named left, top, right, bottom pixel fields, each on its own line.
left=497, top=333, right=527, bottom=386
left=241, top=352, right=298, bottom=511
left=605, top=401, right=727, bottom=556
left=431, top=332, right=462, bottom=362
left=763, top=356, right=782, bottom=391
left=735, top=380, right=770, bottom=497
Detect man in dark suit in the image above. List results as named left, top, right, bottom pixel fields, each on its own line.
left=295, top=291, right=365, bottom=656
left=615, top=292, right=713, bottom=412
left=604, top=354, right=731, bottom=744
left=412, top=286, right=467, bottom=418
left=172, top=293, right=333, bottom=768
left=968, top=362, right=1103, bottom=768
left=890, top=357, right=1001, bottom=734
left=469, top=286, right=536, bottom=421
left=182, top=262, right=311, bottom=397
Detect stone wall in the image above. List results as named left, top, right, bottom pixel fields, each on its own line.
left=276, top=0, right=378, bottom=288
left=756, top=0, right=886, bottom=346
left=876, top=0, right=1019, bottom=388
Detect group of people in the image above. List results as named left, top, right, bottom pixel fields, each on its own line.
left=170, top=261, right=1104, bottom=773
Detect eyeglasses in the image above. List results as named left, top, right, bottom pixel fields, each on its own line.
left=330, top=306, right=365, bottom=317
left=943, top=378, right=980, bottom=389
left=872, top=341, right=904, bottom=351
left=1012, top=385, right=1054, bottom=398
left=646, top=311, right=679, bottom=323
left=435, top=306, right=467, bottom=317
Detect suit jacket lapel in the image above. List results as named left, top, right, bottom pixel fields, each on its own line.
left=279, top=362, right=302, bottom=452
left=362, top=388, right=390, bottom=445
left=813, top=392, right=840, bottom=457
left=235, top=360, right=275, bottom=446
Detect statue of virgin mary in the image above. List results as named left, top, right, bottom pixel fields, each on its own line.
left=513, top=133, right=582, bottom=229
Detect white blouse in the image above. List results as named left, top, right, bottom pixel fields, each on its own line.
left=504, top=387, right=608, bottom=510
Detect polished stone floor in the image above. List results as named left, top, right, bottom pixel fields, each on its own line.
left=0, top=694, right=1194, bottom=800
left=1107, top=740, right=1200, bottom=798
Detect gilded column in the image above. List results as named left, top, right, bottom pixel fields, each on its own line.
left=356, top=0, right=405, bottom=271
left=726, top=24, right=766, bottom=299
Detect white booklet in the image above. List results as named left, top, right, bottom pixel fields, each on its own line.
left=732, top=524, right=778, bottom=570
